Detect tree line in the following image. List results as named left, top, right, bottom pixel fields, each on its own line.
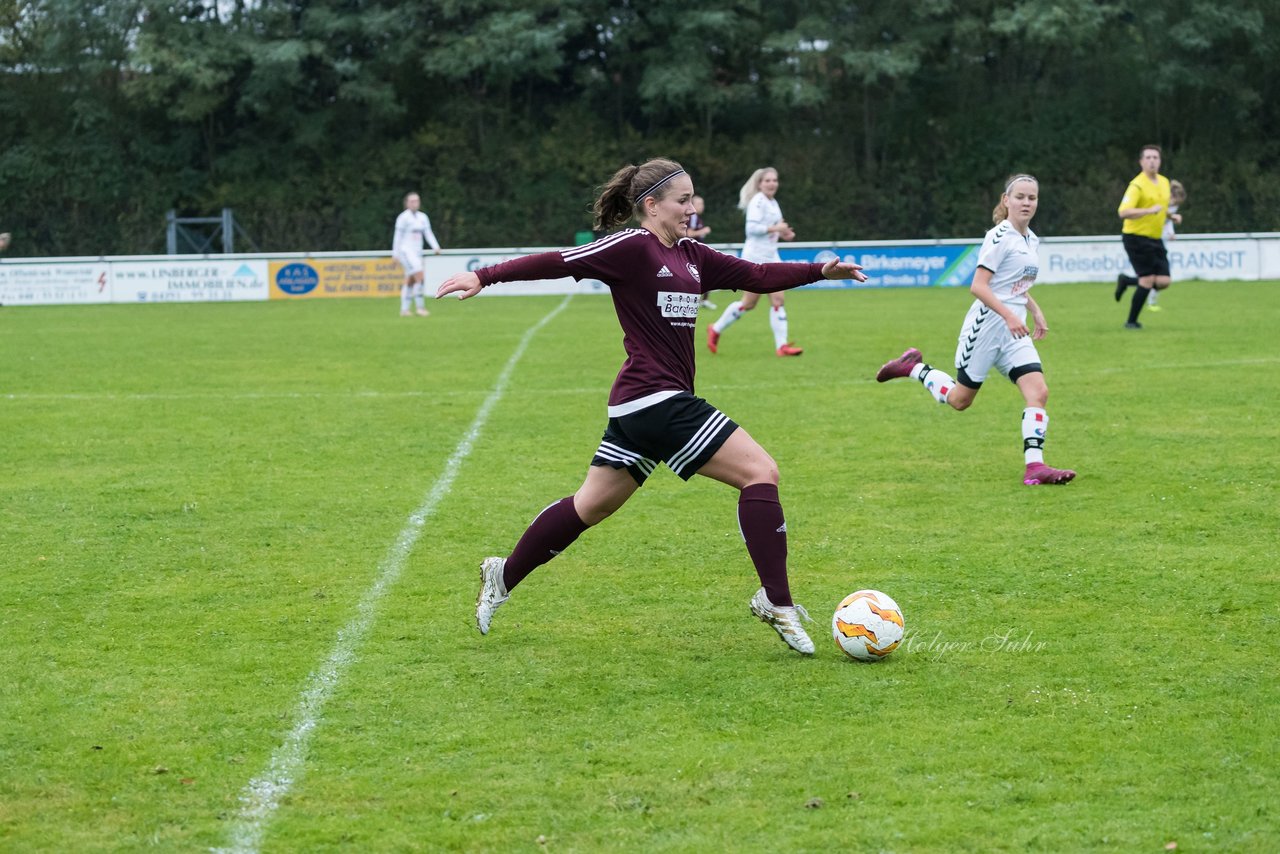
left=1, top=0, right=1276, bottom=257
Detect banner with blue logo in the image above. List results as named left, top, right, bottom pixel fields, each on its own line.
left=775, top=244, right=980, bottom=289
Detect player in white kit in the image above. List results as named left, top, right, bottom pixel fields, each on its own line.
left=392, top=192, right=441, bottom=317
left=706, top=167, right=803, bottom=356
left=874, top=175, right=1076, bottom=486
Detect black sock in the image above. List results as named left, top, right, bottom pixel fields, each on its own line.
left=1119, top=274, right=1138, bottom=286
left=1128, top=286, right=1150, bottom=323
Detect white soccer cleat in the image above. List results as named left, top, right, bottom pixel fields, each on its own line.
left=476, top=556, right=509, bottom=635
left=749, top=587, right=815, bottom=655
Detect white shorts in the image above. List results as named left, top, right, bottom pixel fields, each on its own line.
left=395, top=251, right=424, bottom=276
left=740, top=247, right=782, bottom=264
left=953, top=301, right=1041, bottom=387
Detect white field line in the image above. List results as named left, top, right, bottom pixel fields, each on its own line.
left=213, top=294, right=572, bottom=854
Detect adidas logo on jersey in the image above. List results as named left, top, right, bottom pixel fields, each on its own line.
left=656, top=265, right=673, bottom=278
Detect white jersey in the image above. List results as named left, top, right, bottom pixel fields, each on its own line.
left=392, top=209, right=441, bottom=259
left=974, top=219, right=1039, bottom=307
left=741, top=192, right=783, bottom=263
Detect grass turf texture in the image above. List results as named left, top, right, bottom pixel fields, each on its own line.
left=1, top=281, right=1276, bottom=852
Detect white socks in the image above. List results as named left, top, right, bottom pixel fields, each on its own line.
left=769, top=305, right=789, bottom=349
left=910, top=363, right=955, bottom=405
left=1022, top=407, right=1047, bottom=464
left=711, top=301, right=790, bottom=349
left=712, top=300, right=745, bottom=333
left=400, top=285, right=412, bottom=313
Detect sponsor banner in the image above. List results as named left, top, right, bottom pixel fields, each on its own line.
left=268, top=253, right=600, bottom=299
left=4, top=234, right=1275, bottom=308
left=777, top=244, right=980, bottom=289
left=112, top=260, right=268, bottom=302
left=0, top=262, right=112, bottom=305
left=1039, top=237, right=1259, bottom=283
left=269, top=257, right=405, bottom=299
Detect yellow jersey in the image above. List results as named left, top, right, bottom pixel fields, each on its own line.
left=1119, top=173, right=1171, bottom=238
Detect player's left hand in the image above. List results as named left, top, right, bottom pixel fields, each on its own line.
left=437, top=271, right=482, bottom=300
left=821, top=259, right=868, bottom=283
left=1031, top=315, right=1048, bottom=340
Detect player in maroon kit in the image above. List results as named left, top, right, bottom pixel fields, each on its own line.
left=437, top=158, right=866, bottom=655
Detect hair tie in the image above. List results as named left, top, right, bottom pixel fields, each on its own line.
left=1004, top=174, right=1037, bottom=194
left=636, top=169, right=686, bottom=204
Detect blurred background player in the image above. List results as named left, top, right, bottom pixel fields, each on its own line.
left=437, top=157, right=867, bottom=655
left=706, top=167, right=802, bottom=356
left=1117, top=178, right=1185, bottom=312
left=1113, top=145, right=1172, bottom=329
left=687, top=195, right=716, bottom=310
left=392, top=191, right=441, bottom=317
left=874, top=174, right=1076, bottom=487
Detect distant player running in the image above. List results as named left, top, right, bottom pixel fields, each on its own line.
left=875, top=174, right=1076, bottom=487
left=437, top=157, right=867, bottom=655
left=706, top=167, right=803, bottom=356
left=392, top=192, right=442, bottom=317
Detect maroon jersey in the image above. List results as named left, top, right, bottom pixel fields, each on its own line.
left=476, top=228, right=825, bottom=407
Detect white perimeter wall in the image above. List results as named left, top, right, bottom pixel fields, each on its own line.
left=1, top=233, right=1277, bottom=306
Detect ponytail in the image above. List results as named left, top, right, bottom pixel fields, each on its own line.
left=593, top=165, right=640, bottom=230
left=592, top=158, right=685, bottom=231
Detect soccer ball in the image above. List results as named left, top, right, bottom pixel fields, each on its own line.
left=832, top=590, right=905, bottom=661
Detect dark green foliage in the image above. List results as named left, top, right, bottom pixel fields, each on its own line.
left=1, top=0, right=1277, bottom=255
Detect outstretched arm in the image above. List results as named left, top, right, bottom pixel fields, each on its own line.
left=701, top=247, right=866, bottom=294
left=436, top=249, right=577, bottom=301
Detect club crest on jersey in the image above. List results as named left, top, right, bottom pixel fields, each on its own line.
left=657, top=291, right=699, bottom=319
left=685, top=263, right=701, bottom=283
left=656, top=265, right=674, bottom=278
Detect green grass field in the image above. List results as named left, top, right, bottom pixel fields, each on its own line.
left=2, top=280, right=1277, bottom=852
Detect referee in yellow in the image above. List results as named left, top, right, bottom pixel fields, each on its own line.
left=1115, top=144, right=1172, bottom=329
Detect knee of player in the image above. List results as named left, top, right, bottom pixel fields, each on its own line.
left=948, top=395, right=973, bottom=412
left=578, top=507, right=611, bottom=527
left=752, top=459, right=781, bottom=486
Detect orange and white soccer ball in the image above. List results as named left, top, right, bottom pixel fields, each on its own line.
left=832, top=590, right=905, bottom=661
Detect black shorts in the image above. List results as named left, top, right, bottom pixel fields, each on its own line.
left=592, top=392, right=739, bottom=485
left=1122, top=233, right=1170, bottom=278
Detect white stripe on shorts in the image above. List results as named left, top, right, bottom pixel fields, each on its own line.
left=596, top=441, right=656, bottom=475
left=667, top=411, right=730, bottom=475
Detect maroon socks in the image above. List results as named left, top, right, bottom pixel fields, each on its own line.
left=503, top=496, right=588, bottom=591
left=502, top=485, right=793, bottom=605
left=738, top=482, right=792, bottom=606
